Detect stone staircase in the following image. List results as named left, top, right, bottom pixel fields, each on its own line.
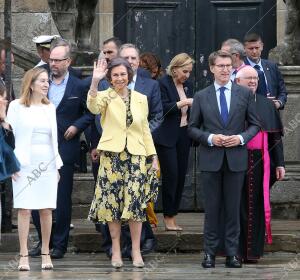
left=1, top=213, right=299, bottom=254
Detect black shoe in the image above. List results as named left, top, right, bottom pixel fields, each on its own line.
left=50, top=248, right=65, bottom=259
left=141, top=238, right=156, bottom=255
left=29, top=242, right=41, bottom=257
left=225, top=256, right=242, bottom=268
left=201, top=253, right=215, bottom=268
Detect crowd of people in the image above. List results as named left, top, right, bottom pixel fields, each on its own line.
left=0, top=31, right=287, bottom=270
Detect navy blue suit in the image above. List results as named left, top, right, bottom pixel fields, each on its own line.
left=32, top=74, right=94, bottom=253
left=137, top=67, right=151, bottom=79
left=153, top=75, right=193, bottom=216
left=244, top=58, right=287, bottom=109
left=134, top=75, right=163, bottom=132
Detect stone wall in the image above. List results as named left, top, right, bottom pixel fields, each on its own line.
left=0, top=0, right=114, bottom=96
left=0, top=0, right=55, bottom=96
left=271, top=66, right=300, bottom=219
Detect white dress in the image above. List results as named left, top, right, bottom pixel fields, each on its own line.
left=12, top=105, right=58, bottom=209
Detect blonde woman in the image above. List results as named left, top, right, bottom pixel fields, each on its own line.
left=7, top=67, right=63, bottom=271
left=153, top=53, right=194, bottom=231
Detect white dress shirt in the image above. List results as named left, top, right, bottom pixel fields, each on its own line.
left=207, top=81, right=244, bottom=146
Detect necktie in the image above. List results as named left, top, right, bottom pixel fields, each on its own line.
left=254, top=65, right=268, bottom=96
left=219, top=87, right=229, bottom=126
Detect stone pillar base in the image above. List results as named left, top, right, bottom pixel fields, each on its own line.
left=271, top=66, right=300, bottom=219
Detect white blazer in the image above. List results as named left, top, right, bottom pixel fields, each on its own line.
left=7, top=99, right=63, bottom=169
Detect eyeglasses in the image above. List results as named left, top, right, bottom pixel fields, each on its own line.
left=215, top=64, right=232, bottom=69
left=49, top=57, right=69, bottom=64
left=240, top=76, right=259, bottom=81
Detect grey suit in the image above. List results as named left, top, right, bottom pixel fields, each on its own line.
left=188, top=83, right=260, bottom=256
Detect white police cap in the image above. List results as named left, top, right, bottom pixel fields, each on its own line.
left=32, top=35, right=61, bottom=48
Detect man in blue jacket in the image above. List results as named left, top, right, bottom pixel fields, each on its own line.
left=243, top=33, right=287, bottom=109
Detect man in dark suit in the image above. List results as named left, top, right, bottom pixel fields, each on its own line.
left=188, top=50, right=260, bottom=268
left=243, top=33, right=287, bottom=109
left=30, top=39, right=94, bottom=259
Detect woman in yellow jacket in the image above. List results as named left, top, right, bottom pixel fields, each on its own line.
left=87, top=58, right=159, bottom=268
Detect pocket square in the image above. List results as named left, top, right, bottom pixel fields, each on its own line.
left=67, top=96, right=79, bottom=100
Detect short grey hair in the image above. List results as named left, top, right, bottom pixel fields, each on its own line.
left=222, top=38, right=246, bottom=59
left=50, top=38, right=71, bottom=58
left=119, top=43, right=140, bottom=57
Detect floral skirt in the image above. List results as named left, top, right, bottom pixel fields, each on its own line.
left=88, top=149, right=158, bottom=223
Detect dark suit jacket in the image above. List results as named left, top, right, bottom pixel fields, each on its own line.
left=188, top=83, right=260, bottom=172
left=153, top=75, right=193, bottom=147
left=134, top=75, right=163, bottom=133
left=137, top=67, right=151, bottom=79
left=54, top=75, right=94, bottom=164
left=244, top=58, right=287, bottom=109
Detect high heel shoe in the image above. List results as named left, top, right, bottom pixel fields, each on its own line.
left=131, top=252, right=144, bottom=268
left=133, top=260, right=145, bottom=268
left=41, top=253, right=53, bottom=270
left=18, top=255, right=30, bottom=271
left=164, top=225, right=183, bottom=231
left=111, top=260, right=123, bottom=268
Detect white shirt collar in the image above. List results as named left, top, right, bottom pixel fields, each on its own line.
left=214, top=80, right=232, bottom=92
left=247, top=57, right=262, bottom=69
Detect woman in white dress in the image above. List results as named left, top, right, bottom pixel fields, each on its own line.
left=7, top=67, right=63, bottom=271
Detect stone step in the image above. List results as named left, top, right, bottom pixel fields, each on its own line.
left=1, top=213, right=299, bottom=253
left=72, top=172, right=300, bottom=219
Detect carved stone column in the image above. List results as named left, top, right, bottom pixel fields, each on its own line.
left=47, top=0, right=98, bottom=65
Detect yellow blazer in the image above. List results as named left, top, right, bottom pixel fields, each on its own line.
left=87, top=88, right=156, bottom=156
